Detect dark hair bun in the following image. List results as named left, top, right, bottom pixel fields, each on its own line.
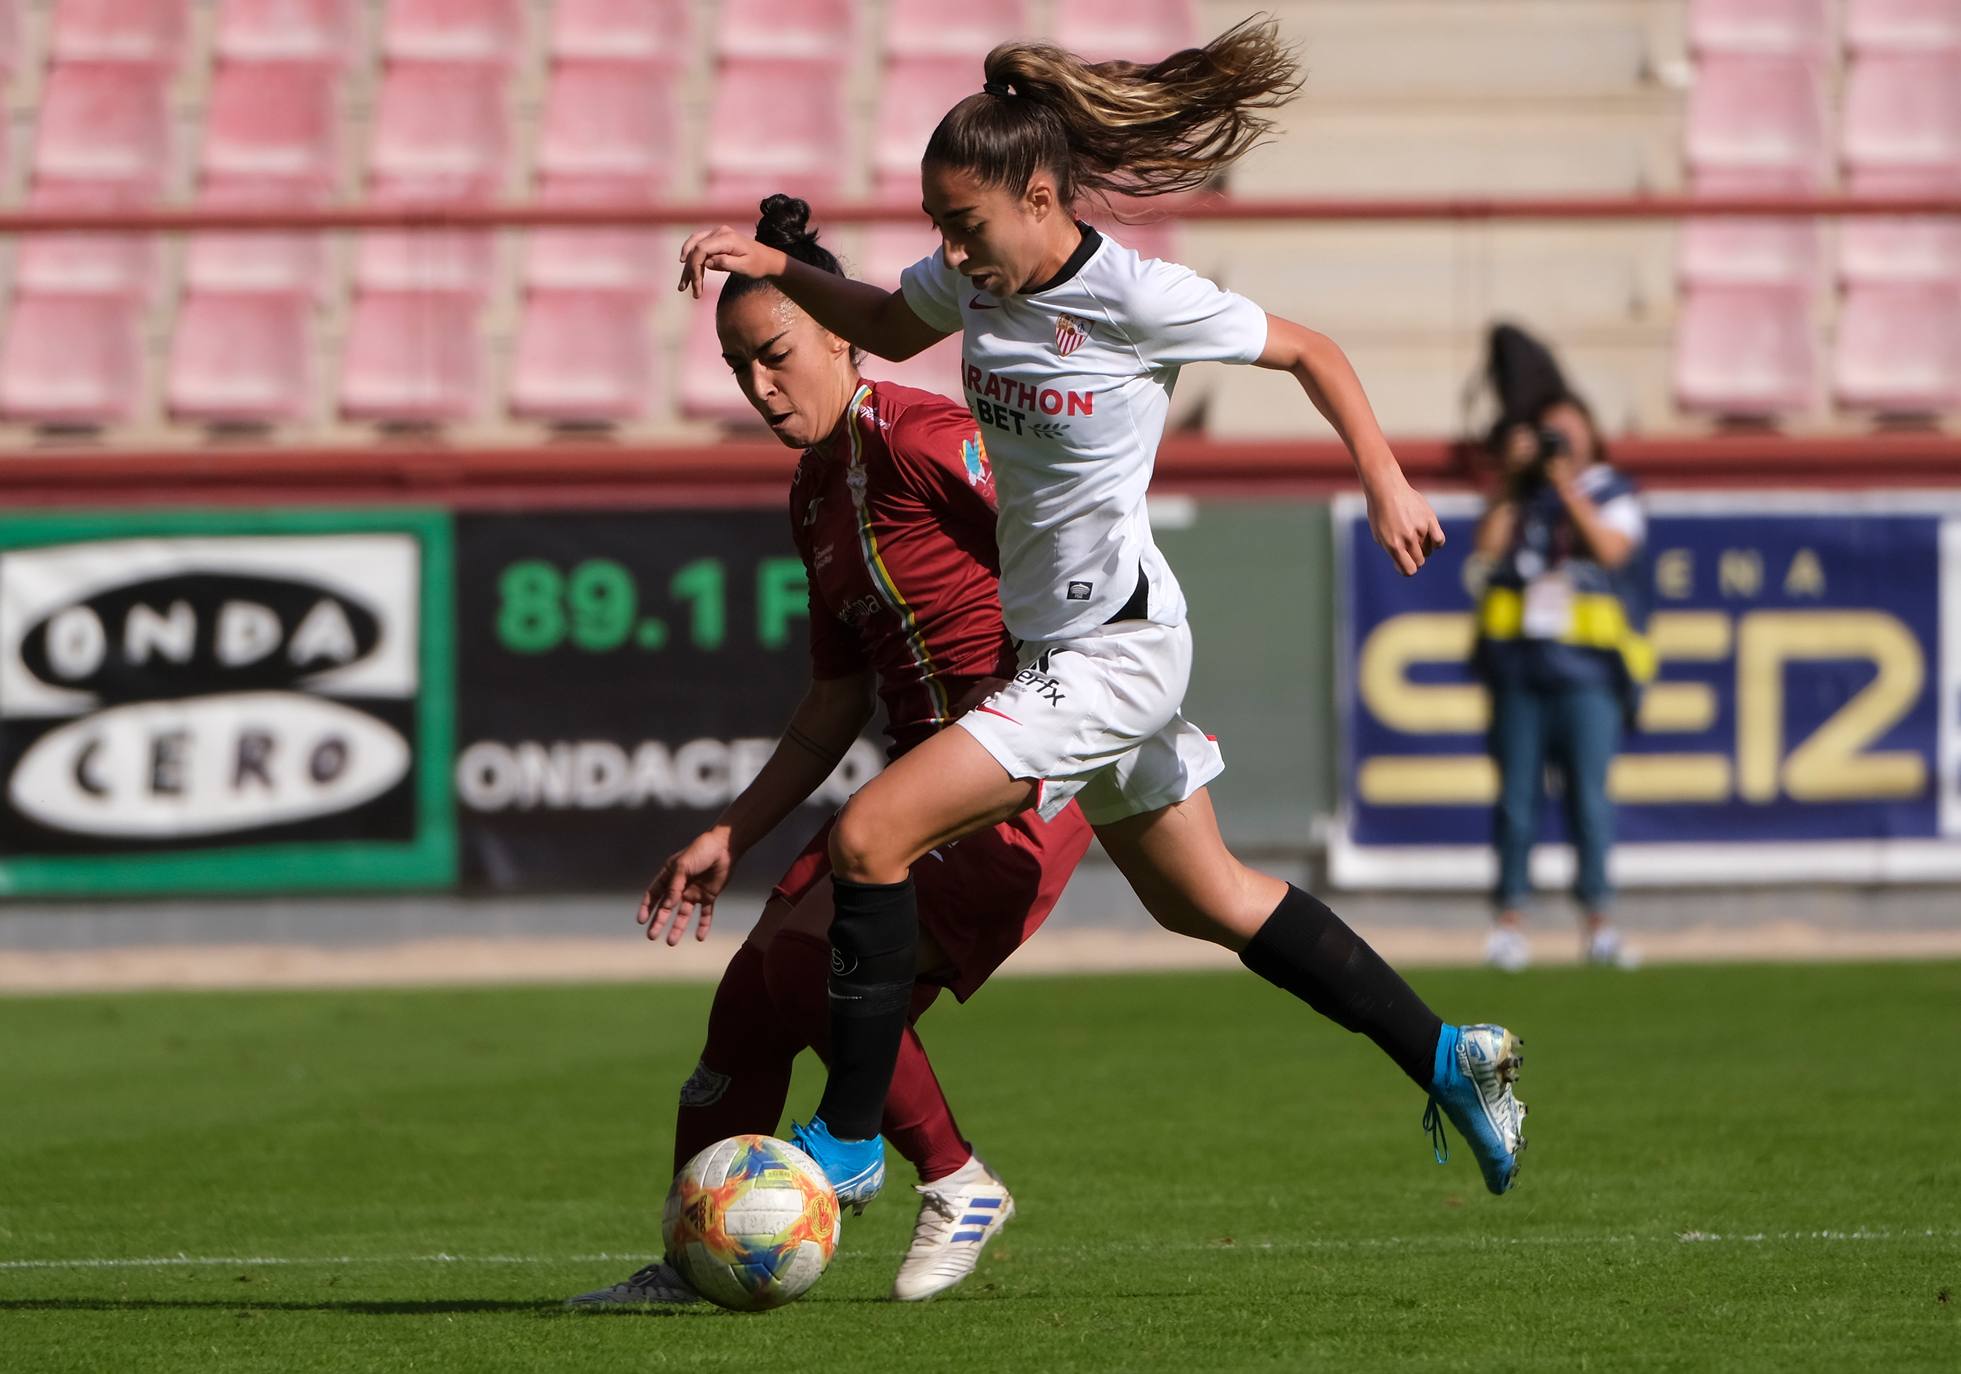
left=755, top=194, right=817, bottom=251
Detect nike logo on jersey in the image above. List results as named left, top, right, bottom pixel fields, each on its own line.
left=968, top=294, right=997, bottom=310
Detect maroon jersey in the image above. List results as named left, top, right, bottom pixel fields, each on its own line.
left=790, top=379, right=1013, bottom=757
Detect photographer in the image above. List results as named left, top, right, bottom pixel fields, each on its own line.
left=1469, top=328, right=1652, bottom=971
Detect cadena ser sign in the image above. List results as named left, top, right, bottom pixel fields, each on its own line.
left=0, top=510, right=456, bottom=896
left=1333, top=492, right=1961, bottom=889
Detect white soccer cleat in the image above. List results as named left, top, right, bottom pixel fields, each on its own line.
left=891, top=1154, right=1016, bottom=1302
left=1585, top=925, right=1641, bottom=969
left=565, top=1258, right=703, bottom=1308
left=1485, top=925, right=1532, bottom=972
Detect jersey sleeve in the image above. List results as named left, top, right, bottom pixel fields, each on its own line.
left=898, top=249, right=966, bottom=336
left=888, top=403, right=999, bottom=535
left=1116, top=256, right=1269, bottom=369
left=788, top=482, right=869, bottom=679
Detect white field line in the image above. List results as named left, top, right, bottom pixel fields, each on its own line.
left=3, top=1229, right=1954, bottom=1271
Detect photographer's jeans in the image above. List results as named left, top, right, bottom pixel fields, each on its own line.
left=1489, top=679, right=1623, bottom=913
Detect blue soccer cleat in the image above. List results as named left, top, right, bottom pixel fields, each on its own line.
left=1423, top=1023, right=1527, bottom=1195
left=789, top=1117, right=887, bottom=1215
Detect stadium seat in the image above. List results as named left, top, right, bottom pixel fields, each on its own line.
left=340, top=292, right=483, bottom=422
left=1687, top=0, right=1834, bottom=56
left=551, top=0, right=691, bottom=65
left=183, top=178, right=330, bottom=297
left=1839, top=167, right=1961, bottom=283
left=382, top=0, right=523, bottom=65
left=215, top=0, right=359, bottom=64
left=873, top=58, right=973, bottom=185
left=49, top=0, right=188, bottom=67
left=861, top=221, right=941, bottom=291
left=356, top=180, right=496, bottom=295
left=1832, top=283, right=1961, bottom=415
left=1846, top=0, right=1961, bottom=53
left=0, top=2, right=19, bottom=75
left=168, top=293, right=313, bottom=423
left=886, top=0, right=1027, bottom=60
left=705, top=61, right=848, bottom=202
left=678, top=279, right=762, bottom=423
left=14, top=183, right=156, bottom=299
left=201, top=62, right=340, bottom=188
left=0, top=294, right=144, bottom=424
left=536, top=61, right=680, bottom=185
left=1679, top=171, right=1819, bottom=285
left=31, top=63, right=172, bottom=194
left=510, top=291, right=656, bottom=422
left=715, top=0, right=856, bottom=61
left=1842, top=53, right=1961, bottom=176
left=369, top=61, right=508, bottom=187
left=1684, top=54, right=1830, bottom=186
left=1673, top=283, right=1817, bottom=418
left=524, top=177, right=665, bottom=293
left=1052, top=0, right=1197, bottom=63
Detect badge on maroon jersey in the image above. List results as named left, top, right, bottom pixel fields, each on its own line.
left=960, top=433, right=991, bottom=487
left=1054, top=313, right=1091, bottom=357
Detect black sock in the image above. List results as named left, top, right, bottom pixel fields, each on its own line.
left=814, top=875, right=918, bottom=1140
left=1238, top=884, right=1444, bottom=1090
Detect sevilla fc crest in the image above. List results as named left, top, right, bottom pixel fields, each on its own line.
left=1054, top=313, right=1091, bottom=357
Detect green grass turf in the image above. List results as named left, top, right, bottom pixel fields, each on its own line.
left=2, top=962, right=1957, bottom=1372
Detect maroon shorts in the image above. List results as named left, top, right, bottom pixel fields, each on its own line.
left=769, top=801, right=1093, bottom=1002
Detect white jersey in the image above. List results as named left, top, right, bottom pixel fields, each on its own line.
left=900, top=225, right=1268, bottom=640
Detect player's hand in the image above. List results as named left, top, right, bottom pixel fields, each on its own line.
left=676, top=227, right=788, bottom=299
left=638, top=828, right=736, bottom=945
left=1365, top=471, right=1446, bottom=576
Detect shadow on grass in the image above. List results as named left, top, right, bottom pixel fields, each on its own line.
left=0, top=1297, right=568, bottom=1317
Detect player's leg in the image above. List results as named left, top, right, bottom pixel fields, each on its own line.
left=1555, top=684, right=1636, bottom=968
left=1488, top=679, right=1548, bottom=971
left=1094, top=775, right=1525, bottom=1194
left=799, top=726, right=1036, bottom=1201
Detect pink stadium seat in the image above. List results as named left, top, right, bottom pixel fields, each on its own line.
left=0, top=2, right=19, bottom=75
left=340, top=292, right=482, bottom=422
left=1053, top=0, right=1197, bottom=63
left=678, top=278, right=762, bottom=422
left=1832, top=283, right=1961, bottom=414
left=0, top=294, right=143, bottom=423
left=887, top=0, right=1028, bottom=59
left=382, top=0, right=523, bottom=65
left=1680, top=170, right=1819, bottom=285
left=551, top=0, right=691, bottom=65
left=1846, top=0, right=1961, bottom=52
left=32, top=63, right=172, bottom=193
left=215, top=0, right=359, bottom=63
left=168, top=293, right=313, bottom=423
left=357, top=180, right=495, bottom=295
left=1687, top=0, right=1833, bottom=56
left=1842, top=53, right=1961, bottom=176
left=15, top=183, right=155, bottom=298
left=705, top=61, right=848, bottom=202
left=510, top=291, right=656, bottom=421
left=1684, top=54, right=1830, bottom=186
left=369, top=61, right=508, bottom=188
left=862, top=221, right=941, bottom=291
left=536, top=61, right=680, bottom=185
left=524, top=177, right=665, bottom=293
left=1839, top=167, right=1961, bottom=283
left=202, top=62, right=340, bottom=187
left=874, top=58, right=972, bottom=184
left=184, top=179, right=329, bottom=296
left=50, top=0, right=188, bottom=67
left=1673, top=284, right=1817, bottom=418
left=715, top=0, right=856, bottom=61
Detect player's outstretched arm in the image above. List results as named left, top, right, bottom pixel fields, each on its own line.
left=1255, top=314, right=1445, bottom=576
left=638, top=670, right=875, bottom=944
left=677, top=226, right=949, bottom=361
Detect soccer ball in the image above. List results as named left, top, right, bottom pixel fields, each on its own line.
left=662, top=1133, right=841, bottom=1311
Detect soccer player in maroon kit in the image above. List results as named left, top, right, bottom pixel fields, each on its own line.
left=567, top=196, right=1091, bottom=1309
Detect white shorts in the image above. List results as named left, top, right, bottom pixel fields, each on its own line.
left=955, top=618, right=1225, bottom=826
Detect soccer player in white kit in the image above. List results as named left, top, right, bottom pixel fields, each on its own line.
left=670, top=18, right=1528, bottom=1212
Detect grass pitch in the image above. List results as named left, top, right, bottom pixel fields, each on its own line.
left=3, top=961, right=1957, bottom=1372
